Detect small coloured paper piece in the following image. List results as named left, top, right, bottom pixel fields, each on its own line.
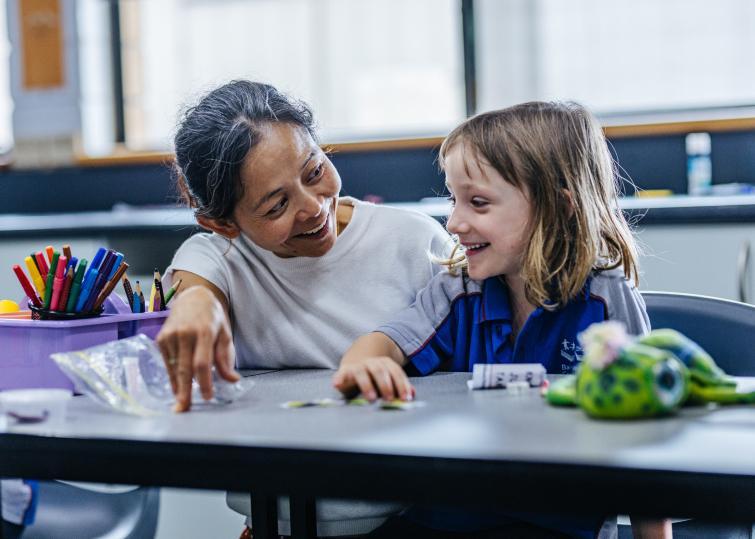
left=468, top=363, right=546, bottom=390
left=379, top=399, right=425, bottom=411
left=282, top=398, right=341, bottom=409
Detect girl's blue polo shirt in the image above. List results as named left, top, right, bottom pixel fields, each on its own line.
left=378, top=266, right=649, bottom=377
left=376, top=267, right=649, bottom=538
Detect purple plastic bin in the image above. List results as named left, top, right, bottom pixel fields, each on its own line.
left=0, top=294, right=169, bottom=391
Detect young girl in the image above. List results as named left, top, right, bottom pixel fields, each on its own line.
left=334, top=102, right=670, bottom=538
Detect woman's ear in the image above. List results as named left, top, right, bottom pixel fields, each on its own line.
left=196, top=215, right=241, bottom=239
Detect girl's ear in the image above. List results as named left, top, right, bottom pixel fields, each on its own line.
left=196, top=215, right=241, bottom=239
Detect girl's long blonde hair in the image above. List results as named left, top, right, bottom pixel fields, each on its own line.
left=438, top=101, right=639, bottom=310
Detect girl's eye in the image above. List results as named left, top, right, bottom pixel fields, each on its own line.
left=470, top=197, right=488, bottom=208
left=308, top=164, right=324, bottom=182
left=446, top=194, right=456, bottom=206
left=267, top=197, right=288, bottom=216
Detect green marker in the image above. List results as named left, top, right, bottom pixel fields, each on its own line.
left=66, top=259, right=88, bottom=312
left=42, top=252, right=59, bottom=309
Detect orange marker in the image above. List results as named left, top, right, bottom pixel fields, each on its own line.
left=45, top=245, right=54, bottom=263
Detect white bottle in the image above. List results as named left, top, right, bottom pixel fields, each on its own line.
left=686, top=132, right=712, bottom=196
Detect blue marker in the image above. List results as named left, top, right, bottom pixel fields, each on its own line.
left=83, top=253, right=117, bottom=312
left=107, top=252, right=124, bottom=281
left=67, top=256, right=78, bottom=273
left=90, top=247, right=107, bottom=271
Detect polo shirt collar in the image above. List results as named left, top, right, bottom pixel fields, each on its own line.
left=479, top=276, right=512, bottom=323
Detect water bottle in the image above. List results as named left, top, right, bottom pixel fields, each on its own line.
left=686, top=132, right=712, bottom=196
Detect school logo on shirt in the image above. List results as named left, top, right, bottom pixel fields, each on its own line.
left=560, top=338, right=583, bottom=373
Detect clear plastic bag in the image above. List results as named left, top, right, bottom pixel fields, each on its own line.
left=51, top=334, right=252, bottom=415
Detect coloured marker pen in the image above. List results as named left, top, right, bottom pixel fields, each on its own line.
left=35, top=251, right=49, bottom=281
left=43, top=252, right=59, bottom=309
left=107, top=253, right=124, bottom=281
left=82, top=253, right=117, bottom=312
left=24, top=255, right=46, bottom=298
left=66, top=259, right=88, bottom=312
left=50, top=255, right=67, bottom=311
left=58, top=266, right=75, bottom=312
left=45, top=245, right=54, bottom=263
left=12, top=264, right=42, bottom=307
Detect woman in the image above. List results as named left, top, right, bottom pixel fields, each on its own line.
left=156, top=80, right=449, bottom=537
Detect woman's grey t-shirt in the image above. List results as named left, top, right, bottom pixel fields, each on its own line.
left=166, top=198, right=450, bottom=369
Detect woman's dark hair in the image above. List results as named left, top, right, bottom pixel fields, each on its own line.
left=173, top=80, right=317, bottom=221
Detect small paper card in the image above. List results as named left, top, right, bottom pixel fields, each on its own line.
left=468, top=363, right=546, bottom=390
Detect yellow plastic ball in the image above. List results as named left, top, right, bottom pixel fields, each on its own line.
left=0, top=299, right=20, bottom=314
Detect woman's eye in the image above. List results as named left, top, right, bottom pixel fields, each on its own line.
left=267, top=198, right=288, bottom=215
left=308, top=164, right=323, bottom=182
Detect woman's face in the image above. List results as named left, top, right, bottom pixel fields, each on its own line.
left=231, top=123, right=342, bottom=258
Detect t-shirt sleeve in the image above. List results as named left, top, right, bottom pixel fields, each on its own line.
left=164, top=233, right=231, bottom=301
left=376, top=270, right=468, bottom=375
left=591, top=270, right=650, bottom=336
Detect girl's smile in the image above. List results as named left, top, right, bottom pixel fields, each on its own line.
left=444, top=143, right=532, bottom=281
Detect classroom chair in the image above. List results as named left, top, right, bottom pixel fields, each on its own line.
left=21, top=482, right=159, bottom=539
left=617, top=291, right=755, bottom=539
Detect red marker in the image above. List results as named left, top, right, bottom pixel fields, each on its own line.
left=35, top=251, right=49, bottom=281
left=50, top=255, right=67, bottom=311
left=12, top=264, right=42, bottom=307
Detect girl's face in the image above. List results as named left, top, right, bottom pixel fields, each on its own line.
left=230, top=123, right=342, bottom=258
left=444, top=144, right=533, bottom=281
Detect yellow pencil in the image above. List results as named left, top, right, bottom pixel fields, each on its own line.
left=24, top=255, right=46, bottom=298
left=148, top=278, right=157, bottom=313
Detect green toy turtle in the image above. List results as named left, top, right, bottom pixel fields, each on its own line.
left=545, top=321, right=755, bottom=419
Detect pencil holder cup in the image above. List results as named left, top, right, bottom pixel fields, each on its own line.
left=28, top=303, right=104, bottom=321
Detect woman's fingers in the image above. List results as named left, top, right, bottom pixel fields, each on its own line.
left=156, top=334, right=179, bottom=394
left=214, top=328, right=241, bottom=383
left=174, top=332, right=196, bottom=412
left=192, top=328, right=215, bottom=401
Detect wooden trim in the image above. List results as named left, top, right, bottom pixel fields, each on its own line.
left=75, top=151, right=174, bottom=167
left=323, top=136, right=443, bottom=153
left=74, top=116, right=755, bottom=167
left=604, top=117, right=755, bottom=138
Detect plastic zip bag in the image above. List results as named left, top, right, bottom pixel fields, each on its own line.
left=51, top=334, right=252, bottom=415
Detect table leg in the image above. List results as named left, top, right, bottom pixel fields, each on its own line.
left=290, top=496, right=317, bottom=539
left=251, top=492, right=278, bottom=539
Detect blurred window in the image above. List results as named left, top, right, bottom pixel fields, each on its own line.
left=476, top=0, right=755, bottom=121
left=100, top=0, right=465, bottom=153
left=0, top=0, right=13, bottom=154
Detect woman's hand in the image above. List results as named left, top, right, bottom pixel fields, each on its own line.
left=156, top=278, right=240, bottom=412
left=333, top=333, right=413, bottom=401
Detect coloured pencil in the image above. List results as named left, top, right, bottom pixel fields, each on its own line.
left=164, top=278, right=182, bottom=305
left=155, top=269, right=166, bottom=310
left=122, top=275, right=135, bottom=310
left=135, top=281, right=145, bottom=313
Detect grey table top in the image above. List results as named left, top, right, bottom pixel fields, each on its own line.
left=2, top=370, right=754, bottom=518
left=4, top=370, right=754, bottom=475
